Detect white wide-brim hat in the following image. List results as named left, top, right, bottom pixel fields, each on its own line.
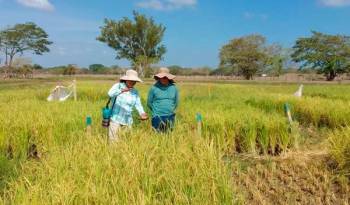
left=120, top=69, right=143, bottom=82
left=154, top=67, right=176, bottom=80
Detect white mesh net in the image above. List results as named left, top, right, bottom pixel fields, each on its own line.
left=47, top=83, right=74, bottom=102
left=293, top=84, right=303, bottom=97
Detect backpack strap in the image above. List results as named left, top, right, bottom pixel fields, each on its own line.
left=106, top=83, right=124, bottom=109
left=105, top=98, right=111, bottom=108
left=110, top=96, right=117, bottom=110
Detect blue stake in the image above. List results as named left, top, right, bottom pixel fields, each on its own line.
left=196, top=113, right=202, bottom=137
left=284, top=103, right=293, bottom=125
left=86, top=116, right=92, bottom=135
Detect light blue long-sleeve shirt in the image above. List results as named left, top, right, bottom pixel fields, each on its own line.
left=108, top=82, right=145, bottom=126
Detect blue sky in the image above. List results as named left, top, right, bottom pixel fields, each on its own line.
left=0, top=0, right=350, bottom=68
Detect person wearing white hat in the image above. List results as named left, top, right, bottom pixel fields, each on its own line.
left=147, top=67, right=179, bottom=132
left=107, top=69, right=148, bottom=141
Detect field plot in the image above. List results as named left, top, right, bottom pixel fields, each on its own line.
left=0, top=79, right=349, bottom=204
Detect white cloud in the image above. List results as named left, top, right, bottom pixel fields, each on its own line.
left=319, top=0, right=350, bottom=7
left=16, top=0, right=54, bottom=11
left=57, top=47, right=66, bottom=56
left=243, top=12, right=254, bottom=19
left=136, top=0, right=197, bottom=10
left=260, top=14, right=268, bottom=21
left=243, top=12, right=268, bottom=21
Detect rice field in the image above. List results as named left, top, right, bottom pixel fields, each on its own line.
left=0, top=78, right=349, bottom=204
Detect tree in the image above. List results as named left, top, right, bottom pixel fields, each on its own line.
left=0, top=34, right=6, bottom=66
left=168, top=65, right=183, bottom=75
left=89, top=64, right=107, bottom=73
left=12, top=57, right=32, bottom=68
left=219, top=34, right=268, bottom=80
left=210, top=66, right=235, bottom=76
left=33, top=64, right=43, bottom=70
left=109, top=65, right=124, bottom=75
left=270, top=57, right=284, bottom=76
left=16, top=64, right=33, bottom=78
left=191, top=66, right=212, bottom=76
left=97, top=11, right=166, bottom=77
left=0, top=33, right=3, bottom=64
left=0, top=22, right=52, bottom=69
left=63, top=64, right=78, bottom=75
left=292, top=31, right=350, bottom=81
left=264, top=44, right=288, bottom=77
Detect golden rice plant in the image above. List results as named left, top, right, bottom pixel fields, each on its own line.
left=328, top=127, right=350, bottom=177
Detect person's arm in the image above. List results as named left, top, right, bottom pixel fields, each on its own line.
left=108, top=83, right=131, bottom=98
left=147, top=87, right=154, bottom=111
left=108, top=83, right=122, bottom=98
left=135, top=94, right=148, bottom=120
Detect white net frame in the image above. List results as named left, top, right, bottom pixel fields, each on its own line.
left=293, top=84, right=303, bottom=97
left=47, top=81, right=76, bottom=102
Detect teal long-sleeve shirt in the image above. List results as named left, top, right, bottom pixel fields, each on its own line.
left=147, top=82, right=179, bottom=117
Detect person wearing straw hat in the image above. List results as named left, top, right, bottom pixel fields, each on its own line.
left=107, top=69, right=148, bottom=141
left=147, top=67, right=179, bottom=132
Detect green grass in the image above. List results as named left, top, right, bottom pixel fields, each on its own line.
left=0, top=78, right=349, bottom=204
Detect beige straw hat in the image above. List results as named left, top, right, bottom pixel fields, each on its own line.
left=120, top=69, right=143, bottom=82
left=154, top=67, right=176, bottom=80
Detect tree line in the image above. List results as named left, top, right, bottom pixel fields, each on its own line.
left=32, top=64, right=212, bottom=76
left=218, top=32, right=350, bottom=81
left=1, top=12, right=350, bottom=80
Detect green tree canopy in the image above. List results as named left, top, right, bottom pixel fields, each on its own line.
left=97, top=11, right=166, bottom=77
left=0, top=22, right=52, bottom=68
left=264, top=44, right=290, bottom=77
left=89, top=64, right=107, bottom=73
left=291, top=31, right=350, bottom=81
left=33, top=64, right=43, bottom=70
left=168, top=65, right=183, bottom=75
left=219, top=34, right=268, bottom=80
left=63, top=64, right=78, bottom=75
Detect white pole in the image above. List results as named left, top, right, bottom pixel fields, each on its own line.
left=73, top=79, right=77, bottom=101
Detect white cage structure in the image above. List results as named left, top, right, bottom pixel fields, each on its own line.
left=47, top=80, right=77, bottom=102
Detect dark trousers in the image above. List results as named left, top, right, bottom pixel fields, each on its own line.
left=152, top=114, right=175, bottom=132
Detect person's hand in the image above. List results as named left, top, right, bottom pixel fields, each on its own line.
left=121, top=88, right=132, bottom=93
left=140, top=113, right=148, bottom=121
